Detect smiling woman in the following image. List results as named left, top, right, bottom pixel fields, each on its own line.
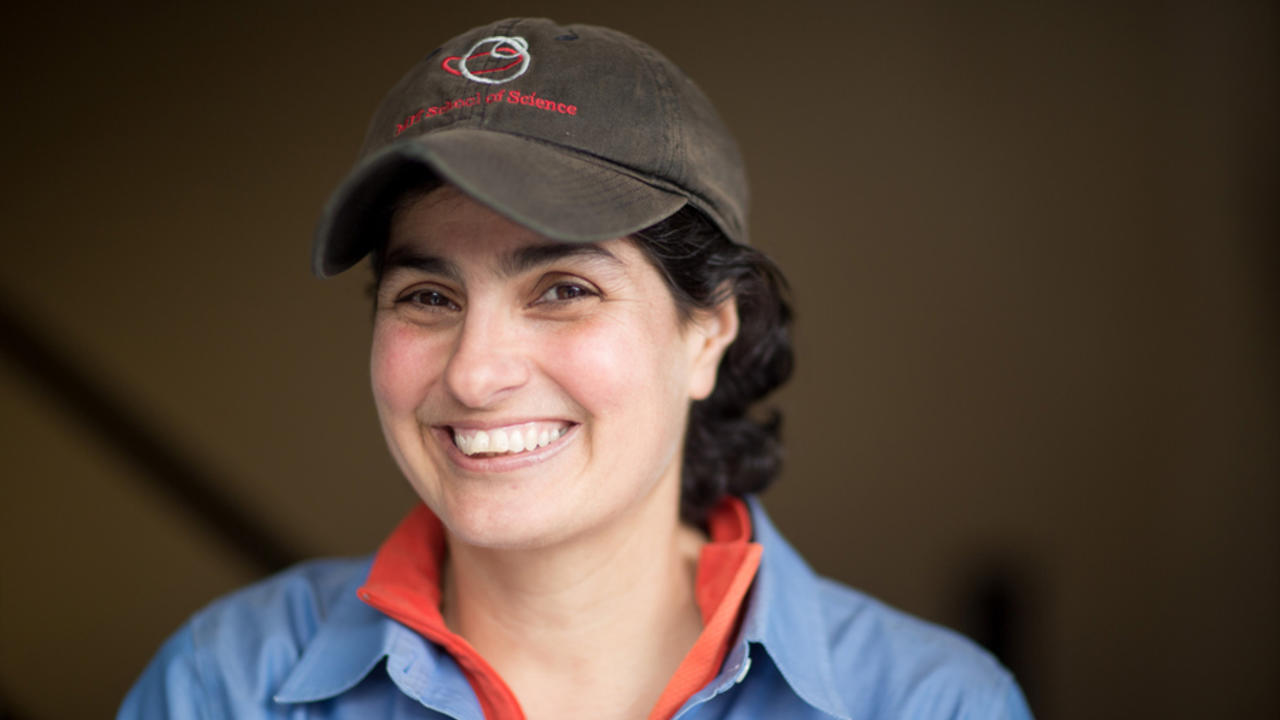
left=370, top=184, right=737, bottom=555
left=119, top=17, right=1033, bottom=720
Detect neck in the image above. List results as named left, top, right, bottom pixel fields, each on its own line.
left=441, top=480, right=706, bottom=719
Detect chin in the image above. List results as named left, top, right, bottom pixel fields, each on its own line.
left=425, top=480, right=591, bottom=551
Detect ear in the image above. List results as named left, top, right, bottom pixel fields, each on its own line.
left=685, top=291, right=740, bottom=401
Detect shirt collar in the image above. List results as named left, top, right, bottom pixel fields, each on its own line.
left=272, top=557, right=392, bottom=703
left=273, top=579, right=486, bottom=720
left=739, top=496, right=852, bottom=720
left=271, top=499, right=762, bottom=710
left=355, top=498, right=763, bottom=720
left=273, top=496, right=852, bottom=720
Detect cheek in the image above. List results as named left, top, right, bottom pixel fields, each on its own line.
left=548, top=312, right=687, bottom=416
left=370, top=322, right=443, bottom=413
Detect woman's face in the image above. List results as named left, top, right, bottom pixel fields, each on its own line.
left=371, top=186, right=734, bottom=550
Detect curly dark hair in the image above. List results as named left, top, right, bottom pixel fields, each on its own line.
left=630, top=206, right=794, bottom=525
left=370, top=174, right=794, bottom=527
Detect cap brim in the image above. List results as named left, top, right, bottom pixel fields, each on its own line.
left=313, top=128, right=687, bottom=277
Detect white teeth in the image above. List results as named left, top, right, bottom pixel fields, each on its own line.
left=452, top=422, right=570, bottom=457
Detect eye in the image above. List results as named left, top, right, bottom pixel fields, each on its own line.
left=397, top=288, right=461, bottom=311
left=535, top=281, right=597, bottom=304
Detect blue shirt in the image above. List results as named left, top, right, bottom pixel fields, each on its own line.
left=119, top=498, right=1034, bottom=719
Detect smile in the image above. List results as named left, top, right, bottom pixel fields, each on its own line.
left=450, top=421, right=572, bottom=457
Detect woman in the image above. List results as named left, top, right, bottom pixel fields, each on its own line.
left=121, top=18, right=1032, bottom=719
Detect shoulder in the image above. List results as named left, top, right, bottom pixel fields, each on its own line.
left=186, top=556, right=372, bottom=649
left=813, top=577, right=1032, bottom=719
left=118, top=556, right=374, bottom=719
left=744, top=498, right=1032, bottom=719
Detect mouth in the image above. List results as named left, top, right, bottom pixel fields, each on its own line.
left=448, top=421, right=574, bottom=458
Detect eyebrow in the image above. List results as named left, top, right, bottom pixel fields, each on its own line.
left=381, top=248, right=462, bottom=283
left=499, top=242, right=623, bottom=277
left=382, top=242, right=624, bottom=282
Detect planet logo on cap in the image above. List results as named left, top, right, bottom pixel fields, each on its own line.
left=442, top=35, right=531, bottom=85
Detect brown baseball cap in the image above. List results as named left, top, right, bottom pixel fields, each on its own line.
left=313, top=18, right=748, bottom=277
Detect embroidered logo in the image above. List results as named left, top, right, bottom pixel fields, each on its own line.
left=442, top=35, right=530, bottom=85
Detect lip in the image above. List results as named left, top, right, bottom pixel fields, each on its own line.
left=443, top=418, right=569, bottom=432
left=430, top=422, right=578, bottom=473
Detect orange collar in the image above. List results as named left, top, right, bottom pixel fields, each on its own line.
left=358, top=498, right=762, bottom=720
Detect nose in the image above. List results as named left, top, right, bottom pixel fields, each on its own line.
left=443, top=306, right=530, bottom=408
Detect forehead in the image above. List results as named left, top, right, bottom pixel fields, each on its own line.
left=382, top=184, right=649, bottom=282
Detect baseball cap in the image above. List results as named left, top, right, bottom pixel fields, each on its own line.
left=312, top=18, right=748, bottom=277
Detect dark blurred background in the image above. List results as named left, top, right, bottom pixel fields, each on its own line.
left=1, top=1, right=1275, bottom=718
